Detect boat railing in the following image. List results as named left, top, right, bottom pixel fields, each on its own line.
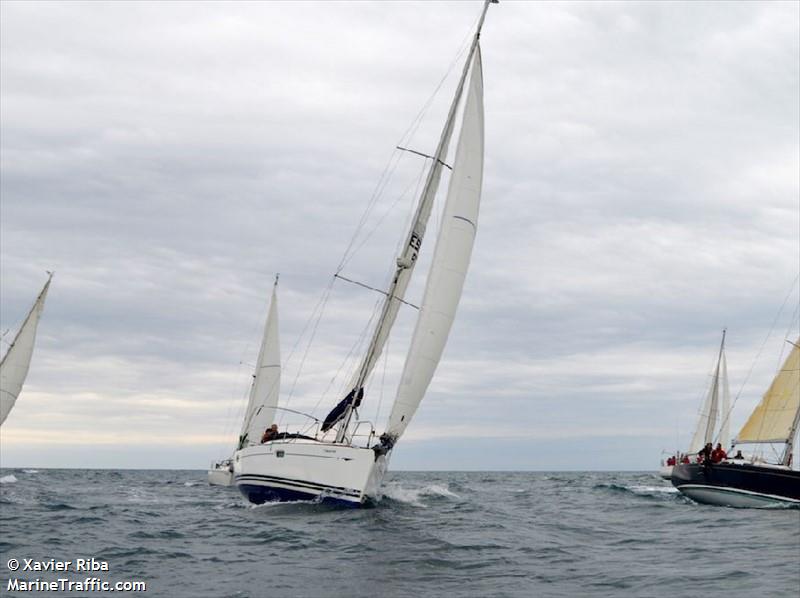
left=350, top=420, right=376, bottom=447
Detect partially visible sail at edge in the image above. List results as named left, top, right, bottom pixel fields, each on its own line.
left=386, top=47, right=484, bottom=441
left=0, top=275, right=52, bottom=426
left=736, top=339, right=800, bottom=445
left=239, top=280, right=281, bottom=446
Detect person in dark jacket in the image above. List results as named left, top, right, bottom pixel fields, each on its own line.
left=261, top=424, right=279, bottom=443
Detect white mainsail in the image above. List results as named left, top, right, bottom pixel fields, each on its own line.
left=689, top=332, right=727, bottom=453
left=386, top=47, right=484, bottom=441
left=0, top=275, right=52, bottom=426
left=239, top=278, right=281, bottom=446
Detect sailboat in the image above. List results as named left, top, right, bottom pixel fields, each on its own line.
left=233, top=0, right=495, bottom=506
left=0, top=274, right=52, bottom=426
left=208, top=276, right=281, bottom=486
left=659, top=331, right=730, bottom=479
left=671, top=337, right=800, bottom=507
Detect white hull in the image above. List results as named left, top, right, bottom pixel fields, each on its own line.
left=207, top=467, right=234, bottom=487
left=677, top=483, right=800, bottom=508
left=658, top=465, right=673, bottom=480
left=234, top=439, right=387, bottom=507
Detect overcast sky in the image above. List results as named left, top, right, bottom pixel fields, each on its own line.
left=1, top=0, right=798, bottom=471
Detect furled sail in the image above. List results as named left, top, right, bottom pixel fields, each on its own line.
left=385, top=47, right=484, bottom=441
left=239, top=279, right=281, bottom=447
left=0, top=275, right=52, bottom=426
left=736, top=338, right=800, bottom=445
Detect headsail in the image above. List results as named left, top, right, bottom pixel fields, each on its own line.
left=688, top=331, right=726, bottom=453
left=736, top=338, right=800, bottom=450
left=239, top=277, right=281, bottom=447
left=385, top=46, right=484, bottom=441
left=0, top=275, right=52, bottom=426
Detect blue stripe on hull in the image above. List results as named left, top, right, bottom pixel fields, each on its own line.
left=237, top=483, right=363, bottom=508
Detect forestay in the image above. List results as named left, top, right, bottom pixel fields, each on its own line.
left=0, top=276, right=51, bottom=426
left=386, top=47, right=484, bottom=441
left=239, top=279, right=281, bottom=446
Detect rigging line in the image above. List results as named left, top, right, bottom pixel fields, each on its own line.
left=301, top=282, right=386, bottom=437
left=339, top=156, right=429, bottom=272
left=337, top=18, right=474, bottom=273
left=334, top=274, right=420, bottom=309
left=727, top=275, right=799, bottom=445
left=337, top=150, right=406, bottom=272
left=281, top=275, right=337, bottom=423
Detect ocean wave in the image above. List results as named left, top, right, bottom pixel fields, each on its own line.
left=381, top=482, right=460, bottom=507
left=0, top=475, right=18, bottom=484
left=595, top=482, right=679, bottom=500
left=21, top=469, right=39, bottom=474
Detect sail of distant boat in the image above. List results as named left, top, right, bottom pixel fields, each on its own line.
left=237, top=277, right=281, bottom=449
left=688, top=330, right=731, bottom=453
left=671, top=336, right=800, bottom=507
left=735, top=338, right=800, bottom=464
left=0, top=275, right=52, bottom=426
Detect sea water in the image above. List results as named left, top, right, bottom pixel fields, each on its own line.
left=1, top=469, right=798, bottom=597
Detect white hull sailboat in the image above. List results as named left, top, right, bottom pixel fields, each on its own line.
left=209, top=276, right=281, bottom=487
left=234, top=1, right=495, bottom=507
left=0, top=274, right=52, bottom=427
left=659, top=331, right=731, bottom=479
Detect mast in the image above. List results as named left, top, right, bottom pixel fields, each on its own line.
left=703, top=329, right=726, bottom=444
left=334, top=0, right=497, bottom=443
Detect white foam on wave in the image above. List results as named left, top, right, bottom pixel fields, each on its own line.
left=629, top=485, right=678, bottom=494
left=22, top=469, right=39, bottom=474
left=183, top=481, right=202, bottom=487
left=250, top=499, right=317, bottom=510
left=1, top=475, right=18, bottom=484
left=381, top=482, right=460, bottom=507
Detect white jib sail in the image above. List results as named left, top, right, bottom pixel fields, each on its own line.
left=689, top=364, right=720, bottom=454
left=240, top=280, right=281, bottom=445
left=0, top=276, right=52, bottom=426
left=386, top=47, right=484, bottom=441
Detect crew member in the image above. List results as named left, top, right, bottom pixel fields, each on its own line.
left=710, top=443, right=727, bottom=463
left=261, top=423, right=279, bottom=443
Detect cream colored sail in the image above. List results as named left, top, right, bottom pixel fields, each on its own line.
left=0, top=276, right=52, bottom=426
left=239, top=279, right=281, bottom=447
left=386, top=48, right=484, bottom=441
left=736, top=339, right=800, bottom=444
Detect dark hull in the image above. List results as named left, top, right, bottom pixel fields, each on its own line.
left=671, top=462, right=800, bottom=507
